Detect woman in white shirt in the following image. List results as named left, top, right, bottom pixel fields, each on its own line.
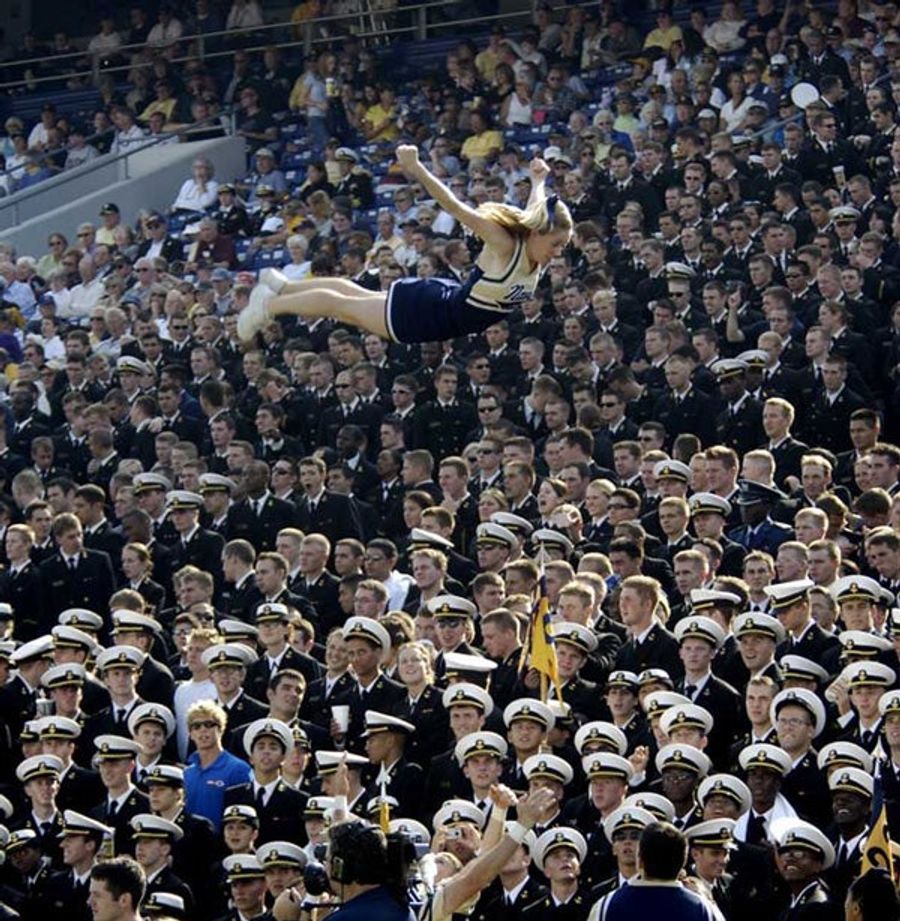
left=501, top=80, right=535, bottom=127
left=703, top=0, right=747, bottom=53
left=172, top=157, right=220, bottom=214
left=281, top=235, right=311, bottom=280
left=652, top=40, right=689, bottom=90
left=37, top=320, right=66, bottom=361
left=719, top=72, right=755, bottom=132
left=45, top=269, right=72, bottom=316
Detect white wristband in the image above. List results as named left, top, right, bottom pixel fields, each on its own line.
left=507, top=821, right=530, bottom=844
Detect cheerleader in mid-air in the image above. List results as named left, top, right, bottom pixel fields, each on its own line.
left=238, top=145, right=572, bottom=344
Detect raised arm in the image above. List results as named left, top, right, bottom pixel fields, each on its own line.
left=432, top=787, right=556, bottom=920
left=526, top=156, right=550, bottom=211
left=397, top=145, right=514, bottom=255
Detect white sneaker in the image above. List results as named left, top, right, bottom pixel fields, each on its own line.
left=238, top=283, right=274, bottom=342
left=259, top=267, right=289, bottom=294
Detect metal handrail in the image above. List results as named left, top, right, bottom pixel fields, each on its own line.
left=0, top=108, right=234, bottom=205
left=0, top=25, right=415, bottom=93
left=0, top=0, right=546, bottom=92
left=2, top=2, right=399, bottom=70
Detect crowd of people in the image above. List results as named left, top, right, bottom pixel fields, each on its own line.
left=2, top=0, right=900, bottom=920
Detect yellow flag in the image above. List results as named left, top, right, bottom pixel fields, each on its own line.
left=861, top=804, right=898, bottom=883
left=527, top=573, right=564, bottom=704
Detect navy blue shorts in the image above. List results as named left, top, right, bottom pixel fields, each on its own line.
left=385, top=277, right=507, bottom=343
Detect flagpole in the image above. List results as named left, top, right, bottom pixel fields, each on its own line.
left=378, top=776, right=390, bottom=833
left=531, top=542, right=564, bottom=705
left=536, top=543, right=549, bottom=705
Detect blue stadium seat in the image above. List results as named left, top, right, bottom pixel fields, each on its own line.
left=235, top=238, right=253, bottom=263
left=283, top=151, right=313, bottom=169
left=256, top=248, right=286, bottom=268
left=168, top=213, right=189, bottom=234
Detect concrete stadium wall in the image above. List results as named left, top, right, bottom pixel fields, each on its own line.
left=0, top=136, right=247, bottom=257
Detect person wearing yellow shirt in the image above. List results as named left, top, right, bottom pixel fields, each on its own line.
left=363, top=85, right=400, bottom=143
left=475, top=27, right=506, bottom=82
left=139, top=80, right=178, bottom=125
left=460, top=110, right=503, bottom=165
left=643, top=9, right=683, bottom=52
left=290, top=0, right=322, bottom=38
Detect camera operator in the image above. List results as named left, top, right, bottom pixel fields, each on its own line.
left=274, top=816, right=415, bottom=921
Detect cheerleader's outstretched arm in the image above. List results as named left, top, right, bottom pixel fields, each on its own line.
left=525, top=156, right=550, bottom=210
left=396, top=145, right=515, bottom=257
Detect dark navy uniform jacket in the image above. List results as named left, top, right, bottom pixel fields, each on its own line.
left=329, top=886, right=415, bottom=921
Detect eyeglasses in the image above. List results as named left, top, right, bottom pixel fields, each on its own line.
left=171, top=324, right=188, bottom=331
left=776, top=717, right=811, bottom=729
left=663, top=770, right=695, bottom=782
left=189, top=719, right=219, bottom=731
left=335, top=383, right=352, bottom=389
left=438, top=617, right=463, bottom=628
left=478, top=406, right=499, bottom=413
left=77, top=232, right=92, bottom=238
left=600, top=401, right=619, bottom=408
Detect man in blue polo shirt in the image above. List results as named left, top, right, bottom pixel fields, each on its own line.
left=589, top=822, right=720, bottom=921
left=183, top=699, right=250, bottom=830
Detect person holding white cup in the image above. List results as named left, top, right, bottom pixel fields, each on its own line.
left=330, top=616, right=405, bottom=753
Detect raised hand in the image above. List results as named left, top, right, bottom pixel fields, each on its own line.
left=516, top=787, right=557, bottom=829
left=489, top=783, right=519, bottom=811
left=530, top=157, right=550, bottom=182
left=629, top=745, right=650, bottom=775
left=397, top=144, right=421, bottom=172
left=330, top=755, right=350, bottom=797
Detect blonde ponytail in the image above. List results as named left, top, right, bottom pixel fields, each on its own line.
left=476, top=196, right=574, bottom=240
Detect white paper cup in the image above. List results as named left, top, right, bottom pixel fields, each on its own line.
left=332, top=705, right=350, bottom=733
